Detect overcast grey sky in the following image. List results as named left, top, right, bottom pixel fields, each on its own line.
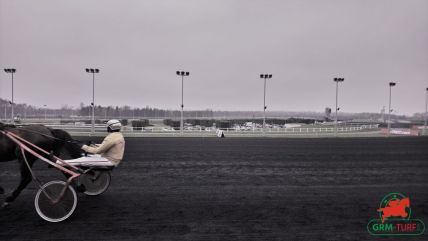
left=0, top=0, right=427, bottom=115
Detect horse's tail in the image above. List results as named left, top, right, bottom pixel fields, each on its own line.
left=49, top=129, right=82, bottom=159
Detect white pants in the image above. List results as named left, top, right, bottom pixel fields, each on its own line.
left=60, top=154, right=115, bottom=167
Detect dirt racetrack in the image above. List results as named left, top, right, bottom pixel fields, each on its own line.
left=1, top=137, right=427, bottom=240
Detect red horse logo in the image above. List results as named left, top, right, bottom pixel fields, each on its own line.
left=377, top=197, right=410, bottom=223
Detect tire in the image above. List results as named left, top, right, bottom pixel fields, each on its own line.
left=35, top=180, right=77, bottom=222
left=79, top=170, right=111, bottom=196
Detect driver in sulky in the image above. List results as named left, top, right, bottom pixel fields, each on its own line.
left=60, top=119, right=125, bottom=167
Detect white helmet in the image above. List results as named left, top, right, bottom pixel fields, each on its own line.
left=106, top=119, right=122, bottom=131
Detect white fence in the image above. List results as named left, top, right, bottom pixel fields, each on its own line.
left=41, top=123, right=380, bottom=135
left=223, top=124, right=379, bottom=133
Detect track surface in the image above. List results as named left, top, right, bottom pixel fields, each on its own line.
left=1, top=137, right=427, bottom=240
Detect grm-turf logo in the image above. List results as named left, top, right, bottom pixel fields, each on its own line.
left=367, top=192, right=425, bottom=236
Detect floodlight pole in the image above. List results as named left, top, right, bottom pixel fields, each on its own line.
left=181, top=75, right=184, bottom=134
left=333, top=78, right=344, bottom=137
left=424, top=87, right=428, bottom=135
left=263, top=77, right=266, bottom=135
left=260, top=74, right=272, bottom=135
left=335, top=80, right=338, bottom=136
left=86, top=68, right=99, bottom=134
left=11, top=72, right=14, bottom=123
left=176, top=71, right=189, bottom=134
left=4, top=68, right=16, bottom=123
left=92, top=72, right=95, bottom=133
left=387, top=82, right=396, bottom=136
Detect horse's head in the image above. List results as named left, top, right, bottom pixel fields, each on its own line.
left=399, top=197, right=410, bottom=208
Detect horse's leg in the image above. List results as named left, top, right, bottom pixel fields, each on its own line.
left=4, top=157, right=36, bottom=204
left=0, top=186, right=4, bottom=195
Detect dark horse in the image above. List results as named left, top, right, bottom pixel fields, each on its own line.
left=0, top=122, right=82, bottom=206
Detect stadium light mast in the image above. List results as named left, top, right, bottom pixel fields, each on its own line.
left=86, top=68, right=99, bottom=134
left=176, top=71, right=189, bottom=135
left=387, top=82, right=396, bottom=136
left=4, top=68, right=16, bottom=123
left=424, top=87, right=428, bottom=135
left=333, top=77, right=344, bottom=136
left=260, top=74, right=272, bottom=135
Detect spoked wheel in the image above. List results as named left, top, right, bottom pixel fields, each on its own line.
left=78, top=170, right=111, bottom=196
left=35, top=180, right=77, bottom=222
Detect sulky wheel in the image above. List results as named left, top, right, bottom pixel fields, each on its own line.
left=78, top=170, right=111, bottom=196
left=35, top=180, right=77, bottom=222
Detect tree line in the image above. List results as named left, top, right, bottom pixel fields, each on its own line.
left=0, top=98, right=418, bottom=121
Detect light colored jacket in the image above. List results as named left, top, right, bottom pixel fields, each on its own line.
left=82, top=132, right=125, bottom=166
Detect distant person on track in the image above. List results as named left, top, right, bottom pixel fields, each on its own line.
left=59, top=119, right=125, bottom=167
left=216, top=129, right=225, bottom=138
